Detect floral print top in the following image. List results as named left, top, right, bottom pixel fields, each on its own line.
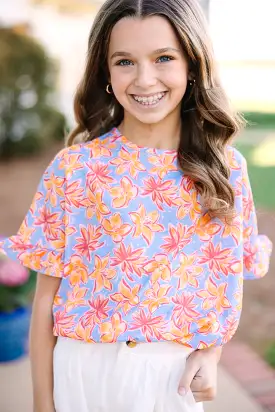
left=0, top=128, right=272, bottom=348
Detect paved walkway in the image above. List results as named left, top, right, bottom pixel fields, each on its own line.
left=0, top=357, right=264, bottom=412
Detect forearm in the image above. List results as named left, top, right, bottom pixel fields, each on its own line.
left=29, top=274, right=61, bottom=412
left=30, top=296, right=56, bottom=412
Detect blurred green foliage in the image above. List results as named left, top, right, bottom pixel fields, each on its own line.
left=265, top=343, right=275, bottom=369
left=0, top=270, right=36, bottom=312
left=0, top=27, right=67, bottom=159
left=235, top=143, right=275, bottom=210
left=243, top=112, right=275, bottom=129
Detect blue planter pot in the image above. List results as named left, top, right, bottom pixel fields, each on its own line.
left=0, top=306, right=31, bottom=363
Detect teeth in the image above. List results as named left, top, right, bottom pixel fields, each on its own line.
left=133, top=92, right=165, bottom=105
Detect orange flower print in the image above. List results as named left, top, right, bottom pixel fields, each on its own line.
left=44, top=173, right=65, bottom=208
left=221, top=316, right=239, bottom=344
left=59, top=153, right=83, bottom=179
left=74, top=225, right=104, bottom=262
left=162, top=318, right=193, bottom=345
left=129, top=309, right=167, bottom=341
left=196, top=277, right=231, bottom=313
left=101, top=213, right=132, bottom=242
left=111, top=279, right=140, bottom=314
left=88, top=138, right=113, bottom=158
left=65, top=179, right=86, bottom=212
left=100, top=313, right=127, bottom=343
left=142, top=282, right=171, bottom=313
left=197, top=311, right=220, bottom=334
left=222, top=216, right=242, bottom=245
left=68, top=320, right=95, bottom=343
left=174, top=185, right=202, bottom=221
left=172, top=293, right=200, bottom=323
left=48, top=227, right=68, bottom=252
left=110, top=243, right=147, bottom=280
left=54, top=309, right=76, bottom=336
left=34, top=205, right=62, bottom=240
left=226, top=148, right=241, bottom=170
left=65, top=285, right=88, bottom=312
left=19, top=247, right=48, bottom=272
left=110, top=147, right=146, bottom=178
left=198, top=241, right=241, bottom=279
left=81, top=295, right=111, bottom=326
left=142, top=177, right=178, bottom=211
left=18, top=219, right=35, bottom=244
left=86, top=162, right=114, bottom=192
left=161, top=223, right=194, bottom=258
left=233, top=289, right=243, bottom=313
left=196, top=213, right=221, bottom=242
left=29, top=191, right=44, bottom=215
left=85, top=189, right=110, bottom=221
left=144, top=254, right=171, bottom=283
left=174, top=253, right=203, bottom=289
left=109, top=177, right=138, bottom=208
left=148, top=153, right=177, bottom=178
left=64, top=255, right=89, bottom=286
left=44, top=251, right=64, bottom=278
left=89, top=255, right=117, bottom=293
left=54, top=294, right=63, bottom=306
left=129, top=205, right=164, bottom=245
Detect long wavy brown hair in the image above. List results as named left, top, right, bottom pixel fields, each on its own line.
left=67, top=0, right=245, bottom=219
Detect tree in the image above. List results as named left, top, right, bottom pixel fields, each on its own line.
left=0, top=27, right=67, bottom=159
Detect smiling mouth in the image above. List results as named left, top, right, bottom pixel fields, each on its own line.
left=131, top=92, right=167, bottom=106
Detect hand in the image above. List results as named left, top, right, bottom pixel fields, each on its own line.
left=178, top=346, right=222, bottom=402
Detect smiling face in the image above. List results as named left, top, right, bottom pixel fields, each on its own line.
left=108, top=15, right=190, bottom=126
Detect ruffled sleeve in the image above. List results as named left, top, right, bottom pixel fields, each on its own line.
left=0, top=150, right=66, bottom=277
left=241, top=157, right=272, bottom=279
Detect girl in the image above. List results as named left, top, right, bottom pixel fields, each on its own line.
left=0, top=0, right=272, bottom=411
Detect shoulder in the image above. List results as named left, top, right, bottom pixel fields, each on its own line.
left=50, top=128, right=118, bottom=171
left=226, top=145, right=247, bottom=172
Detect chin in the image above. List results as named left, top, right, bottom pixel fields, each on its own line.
left=129, top=110, right=172, bottom=125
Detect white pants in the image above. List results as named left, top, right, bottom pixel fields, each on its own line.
left=54, top=337, right=204, bottom=412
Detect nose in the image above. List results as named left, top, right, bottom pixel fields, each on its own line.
left=134, top=62, right=157, bottom=89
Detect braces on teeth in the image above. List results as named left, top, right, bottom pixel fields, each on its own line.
left=133, top=93, right=165, bottom=105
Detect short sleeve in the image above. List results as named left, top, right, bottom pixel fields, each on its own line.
left=0, top=150, right=66, bottom=278
left=241, top=157, right=272, bottom=279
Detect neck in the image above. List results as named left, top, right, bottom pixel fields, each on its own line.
left=119, top=111, right=182, bottom=151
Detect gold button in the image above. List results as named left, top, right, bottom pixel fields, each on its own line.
left=126, top=341, right=137, bottom=348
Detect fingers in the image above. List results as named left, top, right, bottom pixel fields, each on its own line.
left=192, top=387, right=217, bottom=403
left=178, top=358, right=200, bottom=395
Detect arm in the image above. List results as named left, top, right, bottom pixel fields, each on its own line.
left=30, top=273, right=61, bottom=412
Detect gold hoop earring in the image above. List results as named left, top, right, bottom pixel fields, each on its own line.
left=106, top=84, right=113, bottom=94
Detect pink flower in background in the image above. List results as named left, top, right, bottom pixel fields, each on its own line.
left=0, top=257, right=29, bottom=287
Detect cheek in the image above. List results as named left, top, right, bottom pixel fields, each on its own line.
left=110, top=70, right=132, bottom=95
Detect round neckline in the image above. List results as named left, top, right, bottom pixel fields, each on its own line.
left=113, top=127, right=178, bottom=155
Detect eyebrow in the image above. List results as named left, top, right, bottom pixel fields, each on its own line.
left=110, top=47, right=181, bottom=59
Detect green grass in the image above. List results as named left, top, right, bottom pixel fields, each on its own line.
left=235, top=142, right=275, bottom=210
